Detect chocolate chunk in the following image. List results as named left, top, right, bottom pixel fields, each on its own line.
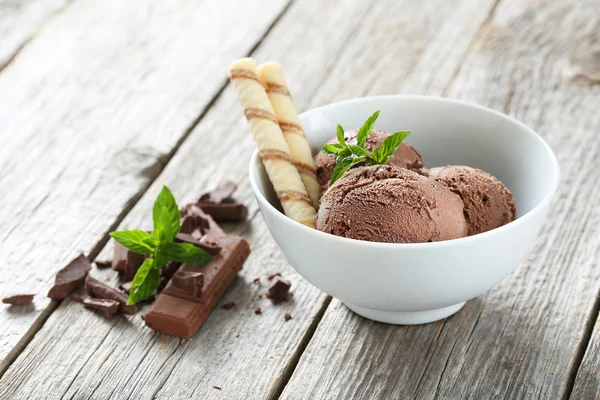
left=266, top=277, right=291, bottom=303
left=85, top=276, right=135, bottom=315
left=180, top=214, right=209, bottom=235
left=181, top=204, right=224, bottom=235
left=48, top=253, right=91, bottom=299
left=221, top=302, right=235, bottom=310
left=267, top=272, right=281, bottom=280
left=170, top=271, right=204, bottom=298
left=197, top=203, right=248, bottom=221
left=82, top=297, right=119, bottom=318
left=112, top=243, right=145, bottom=281
left=156, top=262, right=182, bottom=293
left=284, top=313, right=293, bottom=321
left=199, top=181, right=237, bottom=204
left=94, top=260, right=112, bottom=269
left=175, top=233, right=221, bottom=255
left=2, top=294, right=34, bottom=305
left=144, top=234, right=251, bottom=338
left=254, top=307, right=262, bottom=315
left=119, top=281, right=132, bottom=294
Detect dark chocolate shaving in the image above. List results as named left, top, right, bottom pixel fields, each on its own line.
left=284, top=313, right=293, bottom=321
left=171, top=271, right=204, bottom=298
left=266, top=277, right=291, bottom=304
left=2, top=294, right=34, bottom=305
left=221, top=302, right=236, bottom=310
left=85, top=276, right=135, bottom=315
left=94, top=260, right=112, bottom=269
left=267, top=272, right=281, bottom=280
left=254, top=307, right=262, bottom=315
left=175, top=233, right=221, bottom=255
left=199, top=181, right=237, bottom=204
left=48, top=253, right=91, bottom=299
left=82, top=297, right=120, bottom=318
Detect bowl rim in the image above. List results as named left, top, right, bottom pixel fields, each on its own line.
left=248, top=94, right=560, bottom=249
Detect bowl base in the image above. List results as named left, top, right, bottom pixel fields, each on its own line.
left=344, top=302, right=466, bottom=325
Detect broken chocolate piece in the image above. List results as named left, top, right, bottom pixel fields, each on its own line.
left=112, top=243, right=145, bottom=282
left=2, top=294, right=34, bottom=305
left=72, top=293, right=84, bottom=303
left=266, top=277, right=291, bottom=303
left=94, top=260, right=112, bottom=269
left=199, top=180, right=237, bottom=204
left=267, top=272, right=281, bottom=280
left=48, top=253, right=91, bottom=299
left=252, top=277, right=260, bottom=284
left=284, top=313, right=293, bottom=321
left=221, top=302, right=236, bottom=310
left=85, top=276, right=135, bottom=315
left=180, top=214, right=209, bottom=235
left=254, top=307, right=262, bottom=315
left=144, top=234, right=251, bottom=338
left=119, top=281, right=132, bottom=294
left=82, top=297, right=119, bottom=318
left=181, top=204, right=224, bottom=235
left=170, top=271, right=204, bottom=298
left=175, top=233, right=221, bottom=255
left=197, top=203, right=248, bottom=221
left=156, top=262, right=182, bottom=293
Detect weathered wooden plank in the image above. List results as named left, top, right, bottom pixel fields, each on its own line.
left=282, top=1, right=600, bottom=399
left=0, top=0, right=500, bottom=398
left=0, top=0, right=289, bottom=374
left=0, top=0, right=70, bottom=69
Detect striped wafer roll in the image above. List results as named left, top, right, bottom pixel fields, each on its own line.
left=257, top=62, right=320, bottom=208
left=229, top=58, right=317, bottom=228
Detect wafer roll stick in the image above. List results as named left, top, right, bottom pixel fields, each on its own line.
left=257, top=62, right=320, bottom=208
left=229, top=58, right=316, bottom=228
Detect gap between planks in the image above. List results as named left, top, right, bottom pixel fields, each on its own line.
left=0, top=0, right=77, bottom=72
left=0, top=0, right=296, bottom=379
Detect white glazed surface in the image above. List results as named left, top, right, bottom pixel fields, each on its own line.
left=249, top=96, right=559, bottom=323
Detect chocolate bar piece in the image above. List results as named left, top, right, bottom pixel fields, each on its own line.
left=48, top=253, right=91, bottom=299
left=2, top=294, right=34, bottom=305
left=175, top=233, right=221, bottom=255
left=180, top=214, right=209, bottom=235
left=144, top=234, right=250, bottom=338
left=85, top=276, right=135, bottom=315
left=112, top=243, right=145, bottom=281
left=82, top=297, right=119, bottom=318
left=198, top=181, right=237, bottom=204
left=197, top=203, right=248, bottom=221
left=266, top=277, right=291, bottom=303
left=156, top=261, right=182, bottom=293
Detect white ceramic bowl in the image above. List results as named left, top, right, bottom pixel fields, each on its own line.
left=249, top=95, right=559, bottom=324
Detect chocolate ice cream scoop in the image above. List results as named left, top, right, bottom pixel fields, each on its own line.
left=427, top=166, right=516, bottom=236
left=314, top=130, right=423, bottom=191
left=317, top=165, right=468, bottom=243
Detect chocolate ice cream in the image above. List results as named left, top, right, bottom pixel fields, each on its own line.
left=315, top=130, right=423, bottom=191
left=427, top=166, right=516, bottom=236
left=317, top=165, right=468, bottom=243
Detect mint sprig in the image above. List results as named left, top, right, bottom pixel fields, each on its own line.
left=323, top=111, right=411, bottom=185
left=110, top=186, right=212, bottom=305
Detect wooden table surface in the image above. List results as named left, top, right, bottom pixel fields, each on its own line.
left=0, top=0, right=599, bottom=398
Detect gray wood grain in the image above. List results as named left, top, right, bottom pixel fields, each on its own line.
left=282, top=1, right=600, bottom=399
left=0, top=0, right=71, bottom=69
left=0, top=0, right=501, bottom=398
left=0, top=0, right=289, bottom=374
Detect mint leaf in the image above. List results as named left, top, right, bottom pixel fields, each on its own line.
left=322, top=143, right=342, bottom=156
left=153, top=247, right=170, bottom=269
left=330, top=155, right=367, bottom=185
left=164, top=242, right=212, bottom=266
left=110, top=230, right=155, bottom=254
left=356, top=110, right=380, bottom=147
left=345, top=145, right=371, bottom=158
left=336, top=124, right=346, bottom=146
left=127, top=258, right=160, bottom=305
left=373, top=131, right=411, bottom=164
left=152, top=186, right=180, bottom=243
